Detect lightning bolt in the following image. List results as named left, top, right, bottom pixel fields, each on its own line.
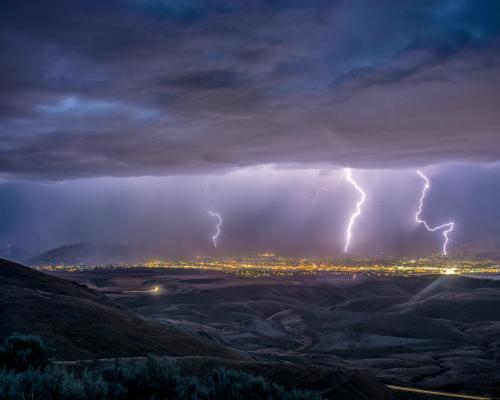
left=203, top=177, right=210, bottom=197
left=344, top=168, right=366, bottom=253
left=415, top=170, right=455, bottom=256
left=208, top=211, right=222, bottom=247
left=311, top=187, right=333, bottom=209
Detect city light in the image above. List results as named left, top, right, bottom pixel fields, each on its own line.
left=32, top=255, right=499, bottom=278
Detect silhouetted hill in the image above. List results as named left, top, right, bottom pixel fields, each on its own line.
left=0, top=258, right=242, bottom=361
left=31, top=243, right=146, bottom=265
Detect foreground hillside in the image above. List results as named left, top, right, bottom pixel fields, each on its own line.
left=0, top=259, right=241, bottom=360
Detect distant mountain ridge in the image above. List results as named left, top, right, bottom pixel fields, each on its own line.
left=31, top=243, right=147, bottom=265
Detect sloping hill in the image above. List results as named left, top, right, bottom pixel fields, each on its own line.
left=395, top=275, right=500, bottom=323
left=0, top=259, right=400, bottom=399
left=0, top=259, right=242, bottom=361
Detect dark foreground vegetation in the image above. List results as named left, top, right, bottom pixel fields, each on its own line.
left=0, top=335, right=321, bottom=400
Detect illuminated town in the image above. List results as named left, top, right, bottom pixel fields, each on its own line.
left=32, top=254, right=500, bottom=277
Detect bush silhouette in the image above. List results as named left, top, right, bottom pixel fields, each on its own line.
left=0, top=366, right=83, bottom=400
left=205, top=368, right=284, bottom=400
left=103, top=355, right=181, bottom=399
left=0, top=334, right=52, bottom=372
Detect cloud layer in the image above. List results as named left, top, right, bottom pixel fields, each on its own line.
left=1, top=0, right=500, bottom=178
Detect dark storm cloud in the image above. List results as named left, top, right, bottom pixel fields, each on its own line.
left=1, top=0, right=500, bottom=179
left=164, top=69, right=246, bottom=90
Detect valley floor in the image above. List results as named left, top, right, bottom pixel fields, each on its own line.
left=50, top=269, right=500, bottom=398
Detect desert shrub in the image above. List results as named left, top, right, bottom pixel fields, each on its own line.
left=35, top=366, right=83, bottom=399
left=141, top=354, right=180, bottom=398
left=204, top=368, right=285, bottom=400
left=0, top=366, right=84, bottom=400
left=105, top=381, right=128, bottom=400
left=177, top=376, right=208, bottom=400
left=81, top=370, right=109, bottom=400
left=0, top=369, right=18, bottom=399
left=103, top=355, right=182, bottom=399
left=80, top=370, right=129, bottom=400
left=0, top=334, right=53, bottom=372
left=0, top=339, right=323, bottom=400
left=283, top=389, right=323, bottom=400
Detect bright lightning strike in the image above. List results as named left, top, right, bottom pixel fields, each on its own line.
left=415, top=170, right=455, bottom=256
left=344, top=168, right=366, bottom=253
left=208, top=211, right=222, bottom=248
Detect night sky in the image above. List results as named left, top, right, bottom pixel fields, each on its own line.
left=1, top=1, right=500, bottom=259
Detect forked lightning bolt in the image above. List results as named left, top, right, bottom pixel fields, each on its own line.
left=208, top=211, right=222, bottom=247
left=344, top=168, right=366, bottom=253
left=415, top=170, right=454, bottom=256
